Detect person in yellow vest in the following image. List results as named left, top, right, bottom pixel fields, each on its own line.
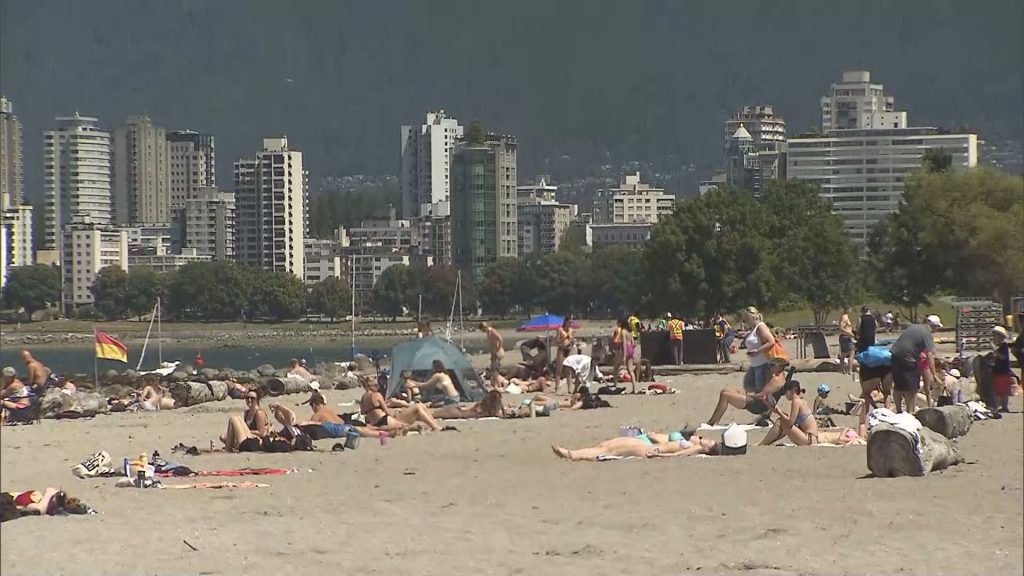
left=627, top=312, right=642, bottom=368
left=666, top=313, right=684, bottom=365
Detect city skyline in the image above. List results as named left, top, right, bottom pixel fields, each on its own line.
left=1, top=0, right=1021, bottom=201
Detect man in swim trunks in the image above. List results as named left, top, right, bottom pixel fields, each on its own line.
left=479, top=322, right=505, bottom=374
left=21, top=351, right=51, bottom=394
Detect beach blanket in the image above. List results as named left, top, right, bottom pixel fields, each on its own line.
left=155, top=467, right=299, bottom=478
left=161, top=481, right=269, bottom=490
left=696, top=423, right=761, bottom=432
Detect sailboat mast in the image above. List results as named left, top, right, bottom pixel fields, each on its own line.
left=157, top=297, right=162, bottom=365
left=136, top=299, right=158, bottom=371
left=458, top=270, right=465, bottom=349
left=350, top=270, right=356, bottom=359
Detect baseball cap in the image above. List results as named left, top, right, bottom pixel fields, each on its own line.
left=665, top=312, right=672, bottom=319
left=992, top=326, right=1009, bottom=340
left=925, top=315, right=943, bottom=328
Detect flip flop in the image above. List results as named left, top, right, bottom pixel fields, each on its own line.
left=331, top=443, right=345, bottom=452
left=441, top=425, right=460, bottom=432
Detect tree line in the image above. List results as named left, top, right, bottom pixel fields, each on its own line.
left=2, top=164, right=1020, bottom=324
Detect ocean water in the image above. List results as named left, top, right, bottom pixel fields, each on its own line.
left=0, top=343, right=386, bottom=378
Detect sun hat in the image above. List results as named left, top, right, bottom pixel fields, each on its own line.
left=992, top=326, right=1009, bottom=340
left=1, top=366, right=15, bottom=377
left=948, top=368, right=961, bottom=379
left=718, top=423, right=748, bottom=456
left=817, top=384, right=831, bottom=395
left=925, top=315, right=943, bottom=328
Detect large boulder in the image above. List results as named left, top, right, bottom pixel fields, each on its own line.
left=168, top=370, right=191, bottom=383
left=352, top=354, right=373, bottom=372
left=272, top=368, right=290, bottom=379
left=102, top=369, right=120, bottom=384
left=256, top=364, right=276, bottom=377
left=199, top=368, right=220, bottom=382
left=99, top=384, right=136, bottom=400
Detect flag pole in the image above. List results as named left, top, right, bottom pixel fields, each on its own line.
left=93, top=327, right=99, bottom=388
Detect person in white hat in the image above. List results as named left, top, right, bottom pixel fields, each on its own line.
left=992, top=326, right=1012, bottom=413
left=888, top=314, right=942, bottom=414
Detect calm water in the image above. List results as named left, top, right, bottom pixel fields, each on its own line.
left=0, top=343, right=387, bottom=377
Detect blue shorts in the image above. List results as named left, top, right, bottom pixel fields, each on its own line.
left=443, top=395, right=460, bottom=406
left=321, top=421, right=348, bottom=438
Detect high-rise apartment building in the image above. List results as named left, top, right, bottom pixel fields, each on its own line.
left=167, top=130, right=215, bottom=208
left=593, top=172, right=675, bottom=224
left=787, top=127, right=977, bottom=245
left=233, top=137, right=306, bottom=277
left=179, top=187, right=235, bottom=260
left=400, top=111, right=463, bottom=218
left=1, top=96, right=24, bottom=210
left=517, top=201, right=574, bottom=256
left=450, top=133, right=517, bottom=282
left=113, top=116, right=170, bottom=225
left=820, top=71, right=907, bottom=131
left=61, top=218, right=129, bottom=314
left=724, top=105, right=787, bottom=197
left=1, top=205, right=33, bottom=267
left=42, top=114, right=112, bottom=252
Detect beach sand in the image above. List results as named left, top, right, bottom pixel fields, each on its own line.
left=2, top=369, right=1021, bottom=576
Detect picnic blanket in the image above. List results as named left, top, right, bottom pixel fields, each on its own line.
left=156, top=467, right=299, bottom=478
left=161, top=481, right=269, bottom=490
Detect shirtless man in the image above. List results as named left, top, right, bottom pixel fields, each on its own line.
left=405, top=360, right=461, bottom=405
left=479, top=322, right=505, bottom=375
left=838, top=307, right=855, bottom=376
left=21, top=351, right=51, bottom=393
left=287, top=358, right=312, bottom=380
left=271, top=391, right=393, bottom=439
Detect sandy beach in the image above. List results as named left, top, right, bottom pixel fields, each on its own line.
left=1, top=363, right=1021, bottom=576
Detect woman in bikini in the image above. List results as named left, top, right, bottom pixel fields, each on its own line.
left=487, top=368, right=552, bottom=394
left=554, top=317, right=574, bottom=392
left=816, top=401, right=870, bottom=445
left=359, top=376, right=443, bottom=432
left=403, top=360, right=461, bottom=405
left=551, top=430, right=720, bottom=461
left=760, top=380, right=819, bottom=446
left=220, top=388, right=268, bottom=452
left=431, top=390, right=506, bottom=419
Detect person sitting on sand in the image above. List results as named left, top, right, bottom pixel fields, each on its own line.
left=288, top=358, right=313, bottom=381
left=706, top=357, right=789, bottom=426
left=760, top=380, right=819, bottom=446
left=519, top=336, right=551, bottom=376
left=1, top=367, right=30, bottom=411
left=135, top=375, right=178, bottom=411
left=359, top=376, right=443, bottom=432
left=220, top=388, right=269, bottom=452
left=405, top=360, right=461, bottom=405
left=272, top=392, right=408, bottom=439
left=551, top=430, right=720, bottom=461
left=20, top=351, right=52, bottom=394
left=431, top=390, right=506, bottom=419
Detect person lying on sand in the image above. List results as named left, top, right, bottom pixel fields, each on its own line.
left=815, top=402, right=869, bottom=446
left=488, top=368, right=553, bottom=394
left=359, top=376, right=442, bottom=432
left=551, top=430, right=719, bottom=461
left=271, top=392, right=406, bottom=439
left=706, top=357, right=789, bottom=426
left=760, top=380, right=819, bottom=446
left=431, top=390, right=506, bottom=419
left=1, top=488, right=91, bottom=522
left=226, top=378, right=249, bottom=400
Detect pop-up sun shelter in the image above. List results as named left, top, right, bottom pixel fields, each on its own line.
left=386, top=336, right=486, bottom=401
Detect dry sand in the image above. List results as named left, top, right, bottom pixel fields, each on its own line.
left=2, top=368, right=1022, bottom=576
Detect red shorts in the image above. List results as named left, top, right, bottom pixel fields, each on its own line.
left=993, top=373, right=1012, bottom=397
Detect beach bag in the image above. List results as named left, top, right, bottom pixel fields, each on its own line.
left=855, top=346, right=892, bottom=368
left=72, top=451, right=113, bottom=479
left=766, top=338, right=788, bottom=363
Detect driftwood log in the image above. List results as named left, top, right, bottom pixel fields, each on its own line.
left=789, top=358, right=843, bottom=373
left=167, top=382, right=217, bottom=407
left=867, top=423, right=963, bottom=477
left=206, top=380, right=228, bottom=402
left=915, top=405, right=973, bottom=439
left=266, top=376, right=314, bottom=397
left=40, top=390, right=110, bottom=419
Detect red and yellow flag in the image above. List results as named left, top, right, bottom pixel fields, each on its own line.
left=95, top=330, right=128, bottom=363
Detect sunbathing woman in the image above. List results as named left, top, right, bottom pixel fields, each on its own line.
left=431, top=390, right=506, bottom=419
left=137, top=377, right=178, bottom=411
left=488, top=368, right=552, bottom=394
left=404, top=360, right=461, bottom=405
left=551, top=431, right=719, bottom=461
left=815, top=402, right=870, bottom=445
left=359, top=376, right=443, bottom=432
left=760, top=380, right=819, bottom=446
left=220, top=388, right=268, bottom=452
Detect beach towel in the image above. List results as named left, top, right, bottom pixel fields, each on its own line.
left=696, top=423, right=761, bottom=432
left=157, top=467, right=298, bottom=478
left=161, top=481, right=269, bottom=489
left=868, top=408, right=922, bottom=454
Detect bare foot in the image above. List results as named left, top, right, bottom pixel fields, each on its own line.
left=551, top=445, right=571, bottom=460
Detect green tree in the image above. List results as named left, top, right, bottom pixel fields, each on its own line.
left=465, top=120, right=485, bottom=145
left=308, top=276, right=351, bottom=322
left=867, top=213, right=936, bottom=321
left=256, top=271, right=307, bottom=320
left=557, top=222, right=588, bottom=254
left=922, top=147, right=953, bottom=173
left=644, top=188, right=773, bottom=317
left=372, top=264, right=412, bottom=320
left=526, top=252, right=590, bottom=315
left=166, top=261, right=249, bottom=320
left=760, top=180, right=861, bottom=324
left=125, top=267, right=165, bottom=319
left=1, top=264, right=61, bottom=317
left=589, top=246, right=646, bottom=317
left=90, top=265, right=129, bottom=320
left=478, top=257, right=523, bottom=317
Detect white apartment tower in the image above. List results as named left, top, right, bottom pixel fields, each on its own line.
left=42, top=114, right=112, bottom=252
left=233, top=137, right=306, bottom=278
left=113, top=116, right=170, bottom=225
left=167, top=130, right=215, bottom=208
left=61, top=218, right=129, bottom=314
left=1, top=96, right=24, bottom=210
left=820, top=71, right=907, bottom=131
left=400, top=111, right=463, bottom=218
left=594, top=172, right=676, bottom=224
left=182, top=187, right=235, bottom=260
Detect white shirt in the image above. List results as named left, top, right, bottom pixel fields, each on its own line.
left=563, top=354, right=592, bottom=381
left=884, top=313, right=894, bottom=323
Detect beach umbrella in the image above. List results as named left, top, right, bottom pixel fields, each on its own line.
left=516, top=313, right=579, bottom=332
